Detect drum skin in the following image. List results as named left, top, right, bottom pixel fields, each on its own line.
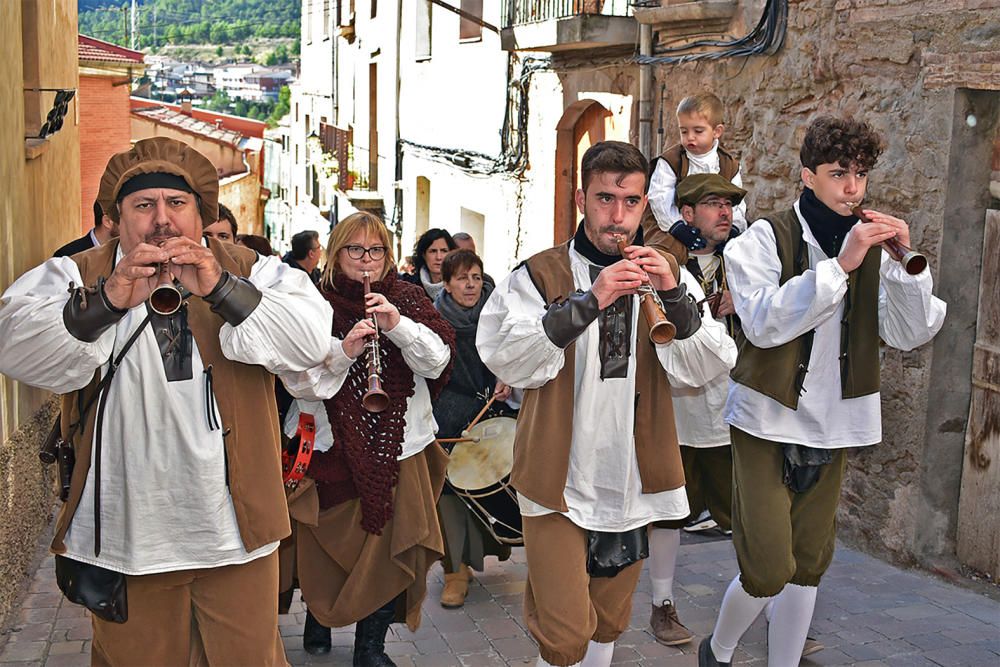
left=446, top=417, right=517, bottom=490
left=444, top=417, right=523, bottom=545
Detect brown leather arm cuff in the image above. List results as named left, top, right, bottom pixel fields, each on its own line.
left=62, top=278, right=127, bottom=343
left=658, top=283, right=702, bottom=340
left=542, top=290, right=600, bottom=348
left=204, top=271, right=262, bottom=326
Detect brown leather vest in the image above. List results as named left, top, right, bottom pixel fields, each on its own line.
left=660, top=142, right=740, bottom=182
left=510, top=243, right=685, bottom=512
left=55, top=238, right=290, bottom=554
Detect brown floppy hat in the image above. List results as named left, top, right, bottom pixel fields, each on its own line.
left=97, top=137, right=219, bottom=224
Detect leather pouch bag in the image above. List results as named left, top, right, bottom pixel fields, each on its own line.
left=586, top=526, right=649, bottom=578
left=782, top=444, right=833, bottom=494
left=54, top=554, right=128, bottom=623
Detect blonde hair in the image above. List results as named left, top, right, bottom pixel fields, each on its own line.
left=676, top=93, right=724, bottom=127
left=319, top=211, right=396, bottom=290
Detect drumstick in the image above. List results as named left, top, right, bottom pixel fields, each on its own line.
left=436, top=437, right=477, bottom=444
left=466, top=394, right=499, bottom=433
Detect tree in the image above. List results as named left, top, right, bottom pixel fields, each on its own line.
left=215, top=45, right=224, bottom=57
left=267, top=85, right=291, bottom=126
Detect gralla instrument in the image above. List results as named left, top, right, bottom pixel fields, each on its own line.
left=615, top=235, right=676, bottom=344
left=851, top=206, right=927, bottom=275
left=360, top=271, right=390, bottom=412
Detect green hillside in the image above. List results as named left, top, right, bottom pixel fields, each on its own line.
left=78, top=0, right=299, bottom=49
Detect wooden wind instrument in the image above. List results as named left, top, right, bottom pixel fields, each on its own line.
left=615, top=235, right=676, bottom=344
left=360, top=271, right=391, bottom=413
left=148, top=261, right=182, bottom=315
left=851, top=206, right=927, bottom=275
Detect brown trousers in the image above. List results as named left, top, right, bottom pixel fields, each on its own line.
left=731, top=427, right=846, bottom=597
left=91, top=551, right=287, bottom=667
left=522, top=513, right=644, bottom=666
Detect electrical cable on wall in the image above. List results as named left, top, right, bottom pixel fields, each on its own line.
left=633, top=0, right=788, bottom=65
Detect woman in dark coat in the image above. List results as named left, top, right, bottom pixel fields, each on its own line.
left=431, top=249, right=514, bottom=608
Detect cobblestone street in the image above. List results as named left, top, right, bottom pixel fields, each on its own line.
left=1, top=530, right=998, bottom=666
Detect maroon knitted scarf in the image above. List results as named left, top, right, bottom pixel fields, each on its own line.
left=312, top=270, right=454, bottom=534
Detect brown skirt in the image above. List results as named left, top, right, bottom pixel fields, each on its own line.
left=282, top=443, right=448, bottom=631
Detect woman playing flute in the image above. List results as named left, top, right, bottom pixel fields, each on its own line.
left=280, top=212, right=455, bottom=666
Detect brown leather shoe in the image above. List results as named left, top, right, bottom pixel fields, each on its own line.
left=802, top=636, right=825, bottom=657
left=650, top=601, right=694, bottom=645
left=440, top=567, right=470, bottom=608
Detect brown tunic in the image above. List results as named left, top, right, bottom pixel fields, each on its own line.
left=509, top=243, right=686, bottom=512
left=56, top=238, right=290, bottom=555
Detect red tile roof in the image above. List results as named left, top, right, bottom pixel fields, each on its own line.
left=132, top=105, right=244, bottom=147
left=79, top=35, right=145, bottom=65
left=130, top=97, right=268, bottom=138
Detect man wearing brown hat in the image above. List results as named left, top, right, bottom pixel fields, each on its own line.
left=645, top=173, right=744, bottom=646
left=0, top=137, right=331, bottom=665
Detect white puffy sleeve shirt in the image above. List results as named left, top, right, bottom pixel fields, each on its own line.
left=665, top=268, right=739, bottom=448
left=0, top=253, right=331, bottom=575
left=723, top=202, right=947, bottom=448
left=647, top=141, right=748, bottom=234
left=280, top=315, right=451, bottom=460
left=476, top=244, right=735, bottom=531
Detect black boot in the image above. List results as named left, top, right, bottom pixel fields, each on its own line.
left=352, top=599, right=397, bottom=667
left=303, top=608, right=332, bottom=656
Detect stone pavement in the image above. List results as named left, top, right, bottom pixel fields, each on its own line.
left=1, top=531, right=998, bottom=667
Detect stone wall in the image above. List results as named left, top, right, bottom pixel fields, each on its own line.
left=642, top=0, right=1000, bottom=569
left=0, top=400, right=58, bottom=625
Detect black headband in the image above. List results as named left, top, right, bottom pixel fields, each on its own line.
left=116, top=172, right=195, bottom=202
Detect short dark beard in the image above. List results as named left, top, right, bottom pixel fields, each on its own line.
left=583, top=219, right=633, bottom=255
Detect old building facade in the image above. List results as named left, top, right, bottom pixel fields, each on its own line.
left=0, top=0, right=80, bottom=626
left=77, top=35, right=144, bottom=235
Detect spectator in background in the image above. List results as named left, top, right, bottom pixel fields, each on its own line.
left=53, top=201, right=119, bottom=257
left=401, top=228, right=456, bottom=301
left=238, top=234, right=276, bottom=257
left=203, top=203, right=238, bottom=243
left=431, top=249, right=513, bottom=609
left=283, top=230, right=323, bottom=286
left=399, top=256, right=416, bottom=275
left=452, top=232, right=476, bottom=253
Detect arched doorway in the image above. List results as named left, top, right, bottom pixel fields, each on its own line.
left=553, top=99, right=613, bottom=244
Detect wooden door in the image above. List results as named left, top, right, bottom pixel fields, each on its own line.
left=957, top=209, right=1000, bottom=580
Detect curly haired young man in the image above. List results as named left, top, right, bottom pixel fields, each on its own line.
left=698, top=116, right=947, bottom=666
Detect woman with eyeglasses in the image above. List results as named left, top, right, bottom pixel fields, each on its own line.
left=279, top=211, right=455, bottom=666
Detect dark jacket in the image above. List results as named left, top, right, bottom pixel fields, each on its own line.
left=431, top=284, right=510, bottom=440
left=53, top=232, right=97, bottom=258
left=282, top=252, right=320, bottom=285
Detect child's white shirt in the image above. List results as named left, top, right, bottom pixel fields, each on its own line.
left=647, top=140, right=748, bottom=233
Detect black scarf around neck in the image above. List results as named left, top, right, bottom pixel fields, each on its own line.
left=799, top=187, right=859, bottom=259
left=573, top=221, right=644, bottom=267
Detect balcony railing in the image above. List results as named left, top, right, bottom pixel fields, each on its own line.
left=500, top=0, right=632, bottom=27
left=318, top=122, right=375, bottom=193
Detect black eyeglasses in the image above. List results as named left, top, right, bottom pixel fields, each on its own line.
left=344, top=245, right=387, bottom=260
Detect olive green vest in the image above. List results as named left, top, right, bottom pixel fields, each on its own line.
left=510, top=243, right=685, bottom=512
left=730, top=209, right=881, bottom=409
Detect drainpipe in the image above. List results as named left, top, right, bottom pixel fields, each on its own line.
left=638, top=22, right=654, bottom=158
left=394, top=0, right=404, bottom=258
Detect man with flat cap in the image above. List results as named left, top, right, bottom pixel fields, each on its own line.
left=644, top=173, right=745, bottom=646
left=0, top=136, right=331, bottom=665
